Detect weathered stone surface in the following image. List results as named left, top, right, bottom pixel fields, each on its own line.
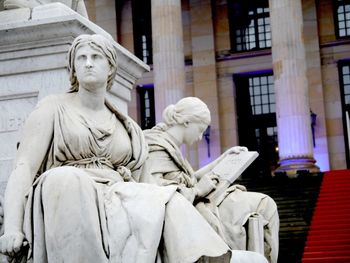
left=0, top=3, right=149, bottom=195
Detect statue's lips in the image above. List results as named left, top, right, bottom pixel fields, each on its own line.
left=83, top=70, right=96, bottom=75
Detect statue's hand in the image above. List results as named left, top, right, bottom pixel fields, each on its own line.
left=194, top=173, right=218, bottom=198
left=178, top=185, right=196, bottom=204
left=224, top=146, right=248, bottom=156
left=0, top=232, right=25, bottom=257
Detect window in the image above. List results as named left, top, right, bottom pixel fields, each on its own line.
left=334, top=0, right=350, bottom=38
left=341, top=63, right=350, bottom=104
left=228, top=0, right=271, bottom=52
left=255, top=127, right=278, bottom=147
left=137, top=85, right=155, bottom=129
left=249, top=75, right=275, bottom=115
left=234, top=72, right=278, bottom=176
left=339, top=61, right=350, bottom=166
left=132, top=0, right=153, bottom=64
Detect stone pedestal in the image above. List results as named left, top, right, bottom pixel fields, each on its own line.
left=0, top=3, right=149, bottom=193
left=269, top=0, right=319, bottom=177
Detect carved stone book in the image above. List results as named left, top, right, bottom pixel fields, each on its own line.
left=212, top=151, right=259, bottom=183
left=207, top=151, right=259, bottom=206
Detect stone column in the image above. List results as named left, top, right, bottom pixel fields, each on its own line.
left=83, top=0, right=118, bottom=38
left=189, top=0, right=221, bottom=168
left=269, top=0, right=319, bottom=176
left=151, top=0, right=186, bottom=122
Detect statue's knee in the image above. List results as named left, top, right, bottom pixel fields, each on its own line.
left=41, top=166, right=87, bottom=194
left=265, top=195, right=278, bottom=213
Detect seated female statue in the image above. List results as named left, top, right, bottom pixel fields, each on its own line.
left=0, top=34, right=232, bottom=263
left=142, top=97, right=279, bottom=263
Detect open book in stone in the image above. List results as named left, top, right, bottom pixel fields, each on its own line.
left=207, top=151, right=259, bottom=205
left=212, top=151, right=259, bottom=183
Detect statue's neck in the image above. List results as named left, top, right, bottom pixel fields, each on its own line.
left=165, top=126, right=184, bottom=147
left=76, top=85, right=106, bottom=111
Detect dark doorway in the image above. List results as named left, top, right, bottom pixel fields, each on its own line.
left=234, top=72, right=278, bottom=177
left=338, top=61, right=350, bottom=167
left=137, top=85, right=155, bottom=130
left=131, top=0, right=153, bottom=65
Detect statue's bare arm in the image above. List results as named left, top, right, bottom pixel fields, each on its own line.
left=0, top=98, right=54, bottom=256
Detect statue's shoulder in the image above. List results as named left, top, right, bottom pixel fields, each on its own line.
left=35, top=93, right=72, bottom=112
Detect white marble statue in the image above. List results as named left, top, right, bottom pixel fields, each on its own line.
left=2, top=0, right=88, bottom=17
left=0, top=34, right=236, bottom=263
left=141, top=97, right=280, bottom=263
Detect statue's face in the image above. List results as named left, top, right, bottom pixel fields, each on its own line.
left=74, top=44, right=111, bottom=90
left=183, top=122, right=208, bottom=145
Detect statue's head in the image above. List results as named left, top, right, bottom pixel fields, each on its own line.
left=162, top=97, right=211, bottom=128
left=67, top=34, right=117, bottom=92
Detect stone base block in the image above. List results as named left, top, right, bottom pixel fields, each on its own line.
left=274, top=157, right=320, bottom=178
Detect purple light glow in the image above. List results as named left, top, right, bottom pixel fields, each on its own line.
left=199, top=156, right=213, bottom=168
left=236, top=69, right=273, bottom=76
left=138, top=83, right=154, bottom=88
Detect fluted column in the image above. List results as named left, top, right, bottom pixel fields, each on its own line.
left=269, top=0, right=319, bottom=176
left=151, top=0, right=186, bottom=122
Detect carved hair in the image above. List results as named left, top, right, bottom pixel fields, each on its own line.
left=155, top=97, right=211, bottom=131
left=67, top=34, right=117, bottom=92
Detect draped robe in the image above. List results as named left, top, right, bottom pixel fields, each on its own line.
left=142, top=128, right=279, bottom=263
left=19, top=94, right=230, bottom=263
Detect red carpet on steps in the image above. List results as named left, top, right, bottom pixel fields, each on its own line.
left=302, top=170, right=350, bottom=263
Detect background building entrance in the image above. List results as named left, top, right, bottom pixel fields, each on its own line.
left=234, top=72, right=278, bottom=177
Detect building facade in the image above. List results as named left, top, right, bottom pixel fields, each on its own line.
left=84, top=0, right=350, bottom=176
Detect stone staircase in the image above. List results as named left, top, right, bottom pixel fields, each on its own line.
left=236, top=172, right=323, bottom=263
